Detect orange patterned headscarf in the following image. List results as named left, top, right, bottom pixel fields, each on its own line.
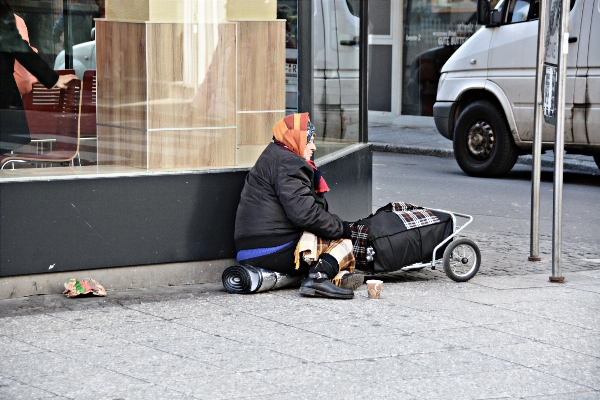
left=272, top=113, right=310, bottom=158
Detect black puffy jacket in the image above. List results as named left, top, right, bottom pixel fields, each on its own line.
left=234, top=143, right=346, bottom=251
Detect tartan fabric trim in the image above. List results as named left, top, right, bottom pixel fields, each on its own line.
left=391, top=202, right=440, bottom=229
left=348, top=223, right=369, bottom=265
left=323, top=238, right=355, bottom=273
left=295, top=231, right=319, bottom=268
left=390, top=202, right=422, bottom=212
left=294, top=232, right=355, bottom=272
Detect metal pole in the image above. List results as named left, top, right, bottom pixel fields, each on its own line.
left=297, top=0, right=313, bottom=116
left=359, top=0, right=369, bottom=143
left=63, top=0, right=73, bottom=69
left=550, top=0, right=569, bottom=283
left=529, top=0, right=547, bottom=262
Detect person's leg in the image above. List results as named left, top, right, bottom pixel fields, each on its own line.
left=321, top=238, right=364, bottom=290
left=238, top=240, right=309, bottom=276
left=299, top=238, right=360, bottom=299
left=313, top=238, right=364, bottom=289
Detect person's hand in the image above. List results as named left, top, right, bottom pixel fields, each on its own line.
left=53, top=74, right=78, bottom=89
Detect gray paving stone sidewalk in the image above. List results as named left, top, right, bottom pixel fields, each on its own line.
left=1, top=270, right=599, bottom=399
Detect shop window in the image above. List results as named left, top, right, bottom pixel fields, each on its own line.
left=278, top=0, right=299, bottom=115
left=402, top=0, right=479, bottom=116
left=279, top=0, right=361, bottom=156
left=312, top=0, right=361, bottom=148
left=2, top=0, right=360, bottom=181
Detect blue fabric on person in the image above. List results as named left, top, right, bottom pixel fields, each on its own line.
left=237, top=240, right=295, bottom=262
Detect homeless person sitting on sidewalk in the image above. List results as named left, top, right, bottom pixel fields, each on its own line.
left=234, top=113, right=363, bottom=299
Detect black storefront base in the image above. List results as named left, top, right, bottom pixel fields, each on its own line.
left=0, top=145, right=372, bottom=284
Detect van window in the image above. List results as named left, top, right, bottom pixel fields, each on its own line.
left=506, top=0, right=536, bottom=22
left=346, top=0, right=360, bottom=17
left=505, top=0, right=576, bottom=23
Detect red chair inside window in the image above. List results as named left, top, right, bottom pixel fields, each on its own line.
left=0, top=72, right=81, bottom=170
left=22, top=70, right=76, bottom=147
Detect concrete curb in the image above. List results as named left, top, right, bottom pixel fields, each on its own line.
left=516, top=154, right=598, bottom=173
left=371, top=142, right=599, bottom=174
left=0, top=259, right=233, bottom=300
left=372, top=143, right=454, bottom=158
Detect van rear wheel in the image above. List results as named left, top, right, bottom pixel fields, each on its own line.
left=453, top=100, right=518, bottom=177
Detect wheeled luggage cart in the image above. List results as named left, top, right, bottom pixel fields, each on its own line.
left=359, top=208, right=481, bottom=282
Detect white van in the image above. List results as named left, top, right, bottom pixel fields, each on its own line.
left=433, top=0, right=600, bottom=176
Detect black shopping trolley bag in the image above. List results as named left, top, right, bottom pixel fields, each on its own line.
left=355, top=202, right=453, bottom=273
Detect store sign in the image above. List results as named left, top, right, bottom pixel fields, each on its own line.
left=542, top=0, right=562, bottom=125
left=544, top=0, right=562, bottom=65
left=432, top=23, right=476, bottom=46
left=285, top=48, right=298, bottom=112
left=543, top=65, right=557, bottom=124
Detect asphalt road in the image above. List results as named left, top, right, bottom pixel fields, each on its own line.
left=372, top=151, right=600, bottom=246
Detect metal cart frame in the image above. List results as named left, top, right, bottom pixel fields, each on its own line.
left=366, top=208, right=481, bottom=282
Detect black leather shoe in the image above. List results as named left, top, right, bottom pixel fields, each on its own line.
left=299, top=278, right=354, bottom=299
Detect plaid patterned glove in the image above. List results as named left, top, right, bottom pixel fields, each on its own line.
left=348, top=222, right=370, bottom=265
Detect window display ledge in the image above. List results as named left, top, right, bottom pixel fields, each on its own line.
left=0, top=165, right=251, bottom=184
left=0, top=143, right=368, bottom=184
left=316, top=143, right=370, bottom=166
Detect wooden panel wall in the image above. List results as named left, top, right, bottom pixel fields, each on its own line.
left=148, top=129, right=236, bottom=169
left=236, top=21, right=285, bottom=147
left=237, top=21, right=285, bottom=112
left=96, top=20, right=147, bottom=167
left=96, top=19, right=284, bottom=169
left=145, top=23, right=237, bottom=168
left=146, top=23, right=236, bottom=130
left=237, top=112, right=284, bottom=145
left=96, top=20, right=147, bottom=130
left=97, top=126, right=147, bottom=168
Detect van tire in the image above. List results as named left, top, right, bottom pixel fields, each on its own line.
left=594, top=154, right=600, bottom=170
left=453, top=100, right=518, bottom=177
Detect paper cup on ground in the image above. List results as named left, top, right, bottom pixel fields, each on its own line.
left=366, top=280, right=383, bottom=299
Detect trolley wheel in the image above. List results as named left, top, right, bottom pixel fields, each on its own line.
left=443, top=238, right=481, bottom=282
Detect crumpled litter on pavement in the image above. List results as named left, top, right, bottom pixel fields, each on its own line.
left=63, top=278, right=107, bottom=297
